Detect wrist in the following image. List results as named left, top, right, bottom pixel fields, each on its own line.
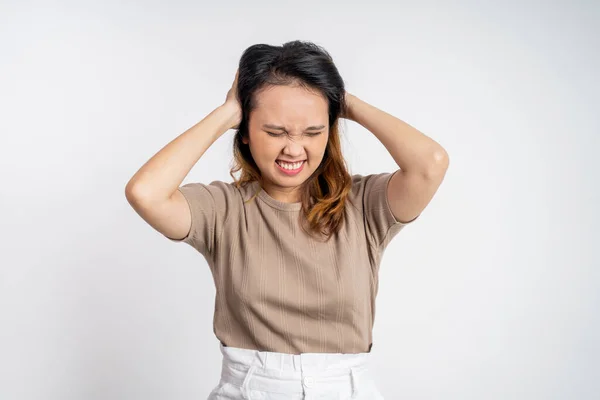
left=344, top=93, right=358, bottom=121
left=219, top=102, right=242, bottom=130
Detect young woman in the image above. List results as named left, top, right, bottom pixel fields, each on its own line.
left=125, top=40, right=449, bottom=399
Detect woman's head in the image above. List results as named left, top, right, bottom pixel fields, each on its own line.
left=230, top=40, right=352, bottom=239
left=241, top=84, right=329, bottom=197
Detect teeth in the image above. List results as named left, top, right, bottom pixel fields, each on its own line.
left=277, top=160, right=303, bottom=170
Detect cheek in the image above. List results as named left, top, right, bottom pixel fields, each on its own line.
left=249, top=139, right=278, bottom=164
left=311, top=136, right=329, bottom=158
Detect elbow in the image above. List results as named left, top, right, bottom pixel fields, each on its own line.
left=434, top=146, right=450, bottom=171
left=125, top=181, right=150, bottom=206
left=125, top=180, right=175, bottom=208
left=423, top=146, right=449, bottom=181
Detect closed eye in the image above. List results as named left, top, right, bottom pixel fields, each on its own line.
left=266, top=131, right=323, bottom=137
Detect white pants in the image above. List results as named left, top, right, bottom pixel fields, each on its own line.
left=207, top=343, right=385, bottom=400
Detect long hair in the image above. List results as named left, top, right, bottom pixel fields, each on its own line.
left=229, top=40, right=352, bottom=241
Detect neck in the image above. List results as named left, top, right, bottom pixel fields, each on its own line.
left=262, top=183, right=302, bottom=203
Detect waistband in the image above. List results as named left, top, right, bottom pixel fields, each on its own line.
left=218, top=343, right=372, bottom=395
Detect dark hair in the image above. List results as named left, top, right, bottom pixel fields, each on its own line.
left=230, top=40, right=352, bottom=240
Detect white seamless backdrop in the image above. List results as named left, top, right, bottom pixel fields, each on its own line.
left=1, top=1, right=598, bottom=399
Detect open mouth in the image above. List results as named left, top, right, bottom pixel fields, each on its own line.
left=275, top=160, right=305, bottom=175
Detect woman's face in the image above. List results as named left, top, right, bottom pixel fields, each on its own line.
left=243, top=84, right=329, bottom=203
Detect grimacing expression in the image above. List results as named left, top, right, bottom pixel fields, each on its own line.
left=243, top=84, right=329, bottom=199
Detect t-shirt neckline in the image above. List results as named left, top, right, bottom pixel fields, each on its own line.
left=253, top=182, right=303, bottom=211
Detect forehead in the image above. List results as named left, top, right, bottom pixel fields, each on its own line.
left=252, top=85, right=328, bottom=127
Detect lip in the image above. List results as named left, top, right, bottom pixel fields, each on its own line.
left=275, top=160, right=305, bottom=176
left=277, top=159, right=306, bottom=163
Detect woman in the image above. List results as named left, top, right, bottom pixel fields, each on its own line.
left=125, top=40, right=449, bottom=399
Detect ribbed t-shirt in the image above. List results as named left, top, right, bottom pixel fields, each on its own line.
left=167, top=172, right=414, bottom=354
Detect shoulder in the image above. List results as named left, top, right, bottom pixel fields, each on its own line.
left=181, top=179, right=255, bottom=196
left=347, top=171, right=411, bottom=249
left=179, top=179, right=256, bottom=211
left=348, top=172, right=395, bottom=203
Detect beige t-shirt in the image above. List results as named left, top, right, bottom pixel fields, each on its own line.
left=167, top=172, right=413, bottom=354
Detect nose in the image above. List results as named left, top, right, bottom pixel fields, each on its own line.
left=282, top=136, right=305, bottom=158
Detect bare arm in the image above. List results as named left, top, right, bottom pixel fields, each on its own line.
left=125, top=103, right=240, bottom=240
left=344, top=93, right=449, bottom=223
left=125, top=103, right=239, bottom=202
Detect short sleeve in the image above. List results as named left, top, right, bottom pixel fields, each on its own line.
left=354, top=172, right=417, bottom=251
left=166, top=180, right=239, bottom=257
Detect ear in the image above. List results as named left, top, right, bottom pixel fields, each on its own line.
left=242, top=135, right=249, bottom=145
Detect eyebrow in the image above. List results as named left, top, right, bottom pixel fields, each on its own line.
left=262, top=124, right=325, bottom=131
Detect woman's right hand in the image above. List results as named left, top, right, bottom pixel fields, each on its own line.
left=223, top=69, right=242, bottom=130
